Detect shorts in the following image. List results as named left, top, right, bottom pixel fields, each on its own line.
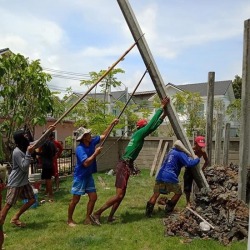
left=71, top=175, right=96, bottom=196
left=53, top=159, right=59, bottom=177
left=41, top=167, right=53, bottom=180
left=183, top=168, right=193, bottom=193
left=154, top=181, right=182, bottom=195
left=115, top=161, right=131, bottom=190
left=6, top=183, right=35, bottom=206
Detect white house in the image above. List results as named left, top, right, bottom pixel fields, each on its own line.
left=132, top=80, right=238, bottom=136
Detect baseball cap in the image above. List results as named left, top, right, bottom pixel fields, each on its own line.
left=136, top=119, right=148, bottom=128
left=195, top=136, right=206, bottom=147
left=76, top=127, right=92, bottom=141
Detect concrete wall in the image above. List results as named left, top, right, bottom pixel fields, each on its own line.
left=96, top=137, right=240, bottom=172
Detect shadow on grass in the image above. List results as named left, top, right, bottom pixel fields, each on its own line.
left=117, top=206, right=166, bottom=224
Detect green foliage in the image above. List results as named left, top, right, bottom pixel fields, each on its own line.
left=113, top=100, right=140, bottom=135
left=232, top=75, right=242, bottom=99
left=0, top=53, right=53, bottom=160
left=172, top=91, right=206, bottom=137
left=0, top=133, right=4, bottom=162
left=214, top=99, right=225, bottom=115
left=226, top=99, right=241, bottom=122
left=81, top=68, right=124, bottom=93
left=65, top=68, right=150, bottom=135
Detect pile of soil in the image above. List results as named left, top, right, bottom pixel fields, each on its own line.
left=163, top=163, right=249, bottom=246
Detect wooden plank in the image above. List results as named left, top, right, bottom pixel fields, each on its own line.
left=155, top=142, right=169, bottom=178
left=150, top=139, right=163, bottom=176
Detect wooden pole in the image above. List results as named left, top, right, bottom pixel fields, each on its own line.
left=238, top=19, right=250, bottom=202
left=248, top=203, right=250, bottom=250
left=117, top=0, right=209, bottom=189
left=186, top=207, right=215, bottom=229
left=32, top=38, right=141, bottom=149
left=100, top=68, right=148, bottom=147
left=214, top=113, right=223, bottom=165
left=223, top=123, right=230, bottom=166
left=206, top=72, right=215, bottom=167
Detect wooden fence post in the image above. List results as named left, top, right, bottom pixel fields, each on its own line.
left=150, top=139, right=163, bottom=176
left=223, top=123, right=230, bottom=166
left=214, top=113, right=223, bottom=165
left=206, top=72, right=215, bottom=167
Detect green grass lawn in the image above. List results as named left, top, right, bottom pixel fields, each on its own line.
left=2, top=169, right=247, bottom=250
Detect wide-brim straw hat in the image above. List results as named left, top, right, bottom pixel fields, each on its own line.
left=76, top=127, right=92, bottom=141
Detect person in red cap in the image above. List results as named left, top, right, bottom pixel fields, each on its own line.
left=183, top=135, right=208, bottom=206
left=90, top=97, right=170, bottom=225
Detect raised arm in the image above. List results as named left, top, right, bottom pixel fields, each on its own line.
left=160, top=97, right=170, bottom=120
left=145, top=97, right=170, bottom=133
left=100, top=119, right=119, bottom=141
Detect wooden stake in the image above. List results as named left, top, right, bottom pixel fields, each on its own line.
left=186, top=206, right=215, bottom=229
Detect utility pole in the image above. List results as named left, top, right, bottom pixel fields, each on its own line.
left=238, top=19, right=250, bottom=202
left=117, top=0, right=209, bottom=189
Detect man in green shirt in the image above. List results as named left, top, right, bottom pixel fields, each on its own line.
left=90, top=97, right=169, bottom=225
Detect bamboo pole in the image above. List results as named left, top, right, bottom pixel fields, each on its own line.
left=100, top=68, right=148, bottom=147
left=186, top=207, right=215, bottom=229
left=32, top=36, right=143, bottom=149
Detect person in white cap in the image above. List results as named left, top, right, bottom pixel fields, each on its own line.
left=67, top=119, right=119, bottom=227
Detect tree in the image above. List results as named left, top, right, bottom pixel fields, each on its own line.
left=81, top=68, right=124, bottom=115
left=0, top=53, right=53, bottom=160
left=172, top=91, right=206, bottom=137
left=232, top=75, right=242, bottom=99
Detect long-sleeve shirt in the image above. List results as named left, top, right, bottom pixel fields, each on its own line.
left=156, top=148, right=200, bottom=184
left=8, top=147, right=32, bottom=187
left=122, top=108, right=164, bottom=161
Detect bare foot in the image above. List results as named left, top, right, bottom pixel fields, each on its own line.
left=67, top=221, right=77, bottom=227
left=83, top=219, right=92, bottom=225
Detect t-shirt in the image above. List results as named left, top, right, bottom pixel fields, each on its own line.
left=74, top=136, right=100, bottom=180
left=156, top=148, right=200, bottom=184
left=8, top=147, right=32, bottom=187
left=40, top=140, right=56, bottom=169
left=122, top=108, right=164, bottom=161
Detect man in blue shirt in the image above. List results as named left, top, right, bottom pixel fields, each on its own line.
left=146, top=140, right=200, bottom=217
left=67, top=119, right=119, bottom=227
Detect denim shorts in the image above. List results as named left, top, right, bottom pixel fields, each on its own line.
left=71, top=175, right=96, bottom=195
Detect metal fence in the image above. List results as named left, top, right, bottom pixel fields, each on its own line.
left=30, top=148, right=74, bottom=175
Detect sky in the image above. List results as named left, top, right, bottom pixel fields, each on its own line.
left=1, top=0, right=250, bottom=96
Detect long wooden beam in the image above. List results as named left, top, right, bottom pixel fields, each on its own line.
left=117, top=0, right=209, bottom=189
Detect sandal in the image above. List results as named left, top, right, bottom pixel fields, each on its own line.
left=90, top=214, right=101, bottom=226
left=10, top=219, right=26, bottom=228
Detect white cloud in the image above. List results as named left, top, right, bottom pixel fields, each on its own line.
left=0, top=0, right=250, bottom=93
